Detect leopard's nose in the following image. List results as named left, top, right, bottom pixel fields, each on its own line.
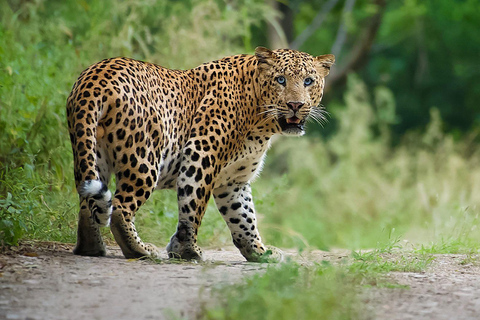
left=286, top=102, right=304, bottom=111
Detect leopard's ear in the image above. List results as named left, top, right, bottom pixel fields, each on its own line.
left=255, top=47, right=276, bottom=69
left=315, top=54, right=335, bottom=77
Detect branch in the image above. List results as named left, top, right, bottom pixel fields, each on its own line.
left=331, top=0, right=356, bottom=57
left=290, top=0, right=341, bottom=50
left=326, top=0, right=386, bottom=91
left=266, top=0, right=289, bottom=49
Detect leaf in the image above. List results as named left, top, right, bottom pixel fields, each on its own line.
left=24, top=252, right=39, bottom=257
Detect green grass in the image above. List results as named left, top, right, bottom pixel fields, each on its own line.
left=195, top=244, right=434, bottom=320
left=198, top=262, right=364, bottom=320
left=414, top=237, right=480, bottom=255
left=349, top=250, right=433, bottom=275
left=194, top=234, right=435, bottom=320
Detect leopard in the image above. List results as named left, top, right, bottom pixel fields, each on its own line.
left=66, top=47, right=335, bottom=262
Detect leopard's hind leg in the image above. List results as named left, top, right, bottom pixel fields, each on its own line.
left=73, top=180, right=111, bottom=256
left=109, top=172, right=161, bottom=259
left=73, top=147, right=112, bottom=257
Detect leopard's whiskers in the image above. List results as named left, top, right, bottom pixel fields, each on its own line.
left=308, top=106, right=330, bottom=127
left=257, top=104, right=279, bottom=124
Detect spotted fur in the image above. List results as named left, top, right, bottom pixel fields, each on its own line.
left=67, top=47, right=335, bottom=261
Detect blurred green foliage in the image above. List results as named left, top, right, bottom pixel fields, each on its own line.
left=294, top=0, right=480, bottom=137
left=257, top=74, right=480, bottom=251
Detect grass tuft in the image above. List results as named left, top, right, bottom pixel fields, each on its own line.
left=198, top=262, right=365, bottom=320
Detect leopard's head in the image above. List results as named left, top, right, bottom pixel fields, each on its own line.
left=255, top=47, right=335, bottom=136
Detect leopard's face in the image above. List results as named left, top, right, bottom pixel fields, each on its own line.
left=255, top=47, right=335, bottom=136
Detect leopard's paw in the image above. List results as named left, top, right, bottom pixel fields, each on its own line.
left=166, top=237, right=204, bottom=261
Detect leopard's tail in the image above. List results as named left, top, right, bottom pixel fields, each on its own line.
left=67, top=60, right=114, bottom=227
left=78, top=180, right=113, bottom=227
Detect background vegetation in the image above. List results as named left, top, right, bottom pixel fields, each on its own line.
left=1, top=0, right=479, bottom=318
left=2, top=0, right=479, bottom=251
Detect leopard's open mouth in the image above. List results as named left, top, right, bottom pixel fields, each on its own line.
left=278, top=116, right=305, bottom=134
left=286, top=116, right=301, bottom=124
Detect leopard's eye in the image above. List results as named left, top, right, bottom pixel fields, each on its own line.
left=276, top=76, right=286, bottom=86
left=304, top=77, right=314, bottom=86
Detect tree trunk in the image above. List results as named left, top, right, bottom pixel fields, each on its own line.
left=266, top=0, right=292, bottom=49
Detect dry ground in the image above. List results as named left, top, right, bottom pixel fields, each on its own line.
left=1, top=242, right=480, bottom=320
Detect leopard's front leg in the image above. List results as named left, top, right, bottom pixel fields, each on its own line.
left=213, top=182, right=283, bottom=262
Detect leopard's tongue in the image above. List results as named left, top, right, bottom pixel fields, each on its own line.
left=286, top=117, right=301, bottom=124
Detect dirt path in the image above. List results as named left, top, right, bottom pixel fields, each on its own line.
left=367, top=254, right=480, bottom=320
left=1, top=243, right=480, bottom=320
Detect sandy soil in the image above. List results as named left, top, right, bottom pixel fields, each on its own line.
left=1, top=243, right=480, bottom=320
